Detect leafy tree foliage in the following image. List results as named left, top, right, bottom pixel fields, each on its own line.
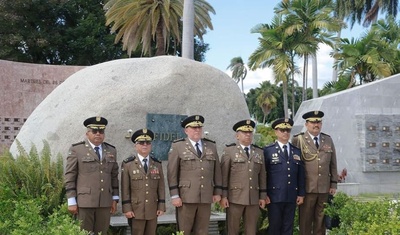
left=0, top=0, right=126, bottom=65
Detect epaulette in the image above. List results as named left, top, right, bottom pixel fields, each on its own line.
left=251, top=144, right=263, bottom=150
left=104, top=142, right=116, bottom=148
left=321, top=132, right=331, bottom=137
left=225, top=143, right=236, bottom=147
left=292, top=132, right=304, bottom=137
left=289, top=143, right=301, bottom=150
left=123, top=156, right=136, bottom=163
left=72, top=141, right=85, bottom=146
left=150, top=156, right=161, bottom=163
left=203, top=137, right=215, bottom=143
left=173, top=138, right=185, bottom=143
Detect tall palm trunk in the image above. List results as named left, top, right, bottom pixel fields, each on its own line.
left=312, top=54, right=318, bottom=98
left=302, top=56, right=309, bottom=101
left=155, top=21, right=165, bottom=56
left=182, top=0, right=194, bottom=59
left=283, top=80, right=289, bottom=118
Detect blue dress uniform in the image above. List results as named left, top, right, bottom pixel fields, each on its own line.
left=264, top=118, right=305, bottom=235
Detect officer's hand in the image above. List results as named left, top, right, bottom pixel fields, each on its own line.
left=265, top=196, right=271, bottom=205
left=68, top=205, right=78, bottom=215
left=220, top=197, right=229, bottom=209
left=329, top=188, right=336, bottom=195
left=296, top=196, right=304, bottom=205
left=157, top=210, right=164, bottom=216
left=125, top=211, right=135, bottom=218
left=213, top=195, right=221, bottom=203
left=110, top=200, right=117, bottom=214
left=259, top=199, right=265, bottom=209
left=172, top=197, right=182, bottom=207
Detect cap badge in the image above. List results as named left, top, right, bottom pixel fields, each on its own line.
left=143, top=128, right=147, bottom=133
left=195, top=115, right=199, bottom=120
left=96, top=116, right=101, bottom=121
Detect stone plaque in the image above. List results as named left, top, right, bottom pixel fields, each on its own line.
left=146, top=113, right=187, bottom=161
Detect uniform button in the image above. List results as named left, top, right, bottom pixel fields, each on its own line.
left=146, top=191, right=149, bottom=194
left=145, top=200, right=148, bottom=203
left=318, top=158, right=321, bottom=160
left=145, top=184, right=148, bottom=187
left=288, top=182, right=291, bottom=184
left=101, top=179, right=104, bottom=182
left=249, top=177, right=252, bottom=180
left=101, top=188, right=104, bottom=191
left=201, top=185, right=204, bottom=188
left=319, top=174, right=321, bottom=176
left=201, top=176, right=204, bottom=179
left=287, top=161, right=289, bottom=164
left=201, top=168, right=204, bottom=170
left=100, top=171, right=103, bottom=174
left=288, top=168, right=290, bottom=171
left=319, top=165, right=321, bottom=168
left=249, top=169, right=252, bottom=172
left=100, top=162, right=103, bottom=165
left=288, top=174, right=291, bottom=177
left=250, top=186, right=253, bottom=189
left=200, top=160, right=203, bottom=162
left=248, top=161, right=251, bottom=163
left=146, top=176, right=148, bottom=179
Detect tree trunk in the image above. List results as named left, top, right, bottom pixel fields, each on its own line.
left=283, top=80, right=289, bottom=118
left=312, top=54, right=318, bottom=99
left=155, top=21, right=165, bottom=56
left=182, top=0, right=194, bottom=59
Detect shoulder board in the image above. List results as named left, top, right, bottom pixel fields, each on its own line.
left=173, top=138, right=185, bottom=143
left=289, top=143, right=301, bottom=150
left=225, top=143, right=236, bottom=147
left=150, top=156, right=161, bottom=163
left=321, top=132, right=331, bottom=137
left=123, top=156, right=136, bottom=163
left=104, top=142, right=115, bottom=148
left=265, top=143, right=276, bottom=148
left=292, top=132, right=304, bottom=137
left=72, top=141, right=85, bottom=146
left=203, top=138, right=215, bottom=143
left=251, top=144, right=263, bottom=150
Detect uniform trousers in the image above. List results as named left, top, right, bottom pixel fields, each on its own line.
left=267, top=202, right=296, bottom=235
left=177, top=203, right=211, bottom=235
left=226, top=203, right=259, bottom=235
left=78, top=207, right=111, bottom=235
left=128, top=217, right=157, bottom=235
left=299, top=193, right=329, bottom=235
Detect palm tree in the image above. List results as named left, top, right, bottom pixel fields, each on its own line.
left=276, top=0, right=342, bottom=100
left=248, top=15, right=303, bottom=118
left=182, top=0, right=194, bottom=59
left=104, top=0, right=215, bottom=57
left=256, top=82, right=279, bottom=124
left=227, top=57, right=247, bottom=93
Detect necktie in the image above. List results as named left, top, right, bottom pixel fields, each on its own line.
left=314, top=136, right=319, bottom=149
left=244, top=147, right=250, bottom=158
left=283, top=145, right=289, bottom=160
left=143, top=158, right=148, bottom=173
left=94, top=146, right=101, bottom=160
left=195, top=142, right=202, bottom=157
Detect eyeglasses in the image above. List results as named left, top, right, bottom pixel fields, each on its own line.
left=91, top=129, right=105, bottom=134
left=137, top=141, right=152, bottom=145
left=277, top=128, right=291, bottom=133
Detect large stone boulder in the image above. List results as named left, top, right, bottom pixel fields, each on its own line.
left=10, top=56, right=249, bottom=161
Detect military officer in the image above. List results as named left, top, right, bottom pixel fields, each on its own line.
left=220, top=119, right=267, bottom=235
left=121, top=128, right=165, bottom=235
left=291, top=111, right=338, bottom=235
left=167, top=115, right=222, bottom=235
left=64, top=116, right=119, bottom=235
left=264, top=118, right=305, bottom=235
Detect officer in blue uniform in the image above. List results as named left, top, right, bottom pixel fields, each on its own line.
left=264, top=118, right=305, bottom=235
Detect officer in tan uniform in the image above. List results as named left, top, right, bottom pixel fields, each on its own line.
left=291, top=111, right=338, bottom=235
left=220, top=119, right=267, bottom=235
left=64, top=116, right=119, bottom=235
left=121, top=128, right=166, bottom=235
left=167, top=115, right=222, bottom=235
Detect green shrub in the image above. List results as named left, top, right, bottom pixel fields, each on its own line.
left=325, top=192, right=400, bottom=235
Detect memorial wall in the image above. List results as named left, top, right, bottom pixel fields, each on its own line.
left=0, top=60, right=84, bottom=151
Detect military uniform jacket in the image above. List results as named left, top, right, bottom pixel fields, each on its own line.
left=167, top=138, right=223, bottom=203
left=121, top=156, right=166, bottom=220
left=291, top=132, right=338, bottom=193
left=221, top=143, right=267, bottom=205
left=64, top=140, right=119, bottom=208
left=263, top=142, right=305, bottom=203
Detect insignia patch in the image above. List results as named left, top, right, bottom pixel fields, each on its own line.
left=293, top=154, right=301, bottom=160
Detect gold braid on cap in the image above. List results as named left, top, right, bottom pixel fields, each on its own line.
left=275, top=123, right=292, bottom=129
left=298, top=135, right=318, bottom=161
left=135, top=134, right=152, bottom=142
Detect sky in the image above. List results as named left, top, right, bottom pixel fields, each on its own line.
left=202, top=0, right=367, bottom=93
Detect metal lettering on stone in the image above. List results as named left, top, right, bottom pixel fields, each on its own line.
left=357, top=114, right=400, bottom=172
left=146, top=113, right=187, bottom=161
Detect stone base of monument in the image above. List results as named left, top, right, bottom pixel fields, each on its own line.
left=110, top=212, right=226, bottom=235
left=337, top=183, right=360, bottom=196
